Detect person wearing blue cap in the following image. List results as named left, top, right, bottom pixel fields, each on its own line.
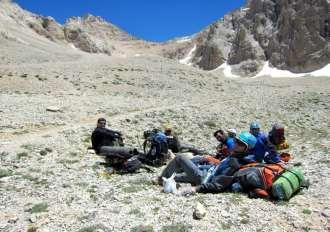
left=245, top=122, right=283, bottom=164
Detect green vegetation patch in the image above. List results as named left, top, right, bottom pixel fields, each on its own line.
left=131, top=225, right=154, bottom=232
left=161, top=223, right=192, bottom=232
left=28, top=202, right=49, bottom=214
left=0, top=169, right=13, bottom=178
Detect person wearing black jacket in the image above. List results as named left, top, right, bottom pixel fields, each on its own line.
left=91, top=118, right=123, bottom=154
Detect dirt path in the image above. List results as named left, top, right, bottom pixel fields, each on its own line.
left=0, top=103, right=199, bottom=152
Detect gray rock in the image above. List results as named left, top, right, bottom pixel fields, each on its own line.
left=46, top=106, right=62, bottom=112
left=29, top=215, right=37, bottom=223
left=193, top=202, right=207, bottom=220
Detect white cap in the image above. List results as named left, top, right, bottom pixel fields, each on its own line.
left=227, top=128, right=237, bottom=135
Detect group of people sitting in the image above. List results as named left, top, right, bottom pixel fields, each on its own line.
left=91, top=117, right=299, bottom=199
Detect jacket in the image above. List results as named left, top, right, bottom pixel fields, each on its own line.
left=91, top=127, right=122, bottom=154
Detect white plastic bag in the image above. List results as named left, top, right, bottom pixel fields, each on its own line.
left=162, top=173, right=177, bottom=194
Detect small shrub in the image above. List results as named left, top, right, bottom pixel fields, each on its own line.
left=58, top=159, right=79, bottom=165
left=78, top=224, right=109, bottom=232
left=240, top=218, right=250, bottom=224
left=162, top=224, right=192, bottom=232
left=78, top=226, right=98, bottom=232
left=302, top=209, right=312, bottom=215
left=131, top=225, right=154, bottom=232
left=204, top=121, right=217, bottom=128
left=128, top=208, right=145, bottom=217
left=21, top=174, right=39, bottom=183
left=29, top=202, right=48, bottom=214
left=17, top=152, right=28, bottom=159
left=122, top=185, right=144, bottom=193
left=27, top=225, right=38, bottom=232
left=221, top=222, right=232, bottom=230
left=0, top=169, right=12, bottom=178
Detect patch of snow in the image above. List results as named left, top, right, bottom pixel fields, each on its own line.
left=179, top=44, right=196, bottom=65
left=253, top=61, right=330, bottom=78
left=217, top=63, right=240, bottom=78
left=134, top=54, right=141, bottom=57
left=69, top=43, right=77, bottom=50
left=241, top=8, right=250, bottom=12
left=176, top=36, right=192, bottom=43
left=310, top=64, right=330, bottom=77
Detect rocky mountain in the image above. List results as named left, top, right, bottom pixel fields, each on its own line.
left=175, top=0, right=330, bottom=76
left=0, top=0, right=140, bottom=58
left=0, top=0, right=329, bottom=75
left=63, top=14, right=136, bottom=55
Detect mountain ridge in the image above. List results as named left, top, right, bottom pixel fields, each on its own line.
left=1, top=0, right=329, bottom=76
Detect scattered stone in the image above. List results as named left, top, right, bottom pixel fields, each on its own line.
left=46, top=106, right=62, bottom=112
left=29, top=215, right=37, bottom=223
left=39, top=149, right=47, bottom=156
left=21, top=73, right=28, bottom=78
left=321, top=210, right=330, bottom=218
left=7, top=215, right=18, bottom=224
left=0, top=222, right=8, bottom=230
left=193, top=202, right=206, bottom=220
left=45, top=147, right=53, bottom=153
left=293, top=162, right=303, bottom=167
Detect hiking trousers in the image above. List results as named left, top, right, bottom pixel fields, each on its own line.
left=161, top=154, right=205, bottom=185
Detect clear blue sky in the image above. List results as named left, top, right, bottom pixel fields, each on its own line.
left=15, top=0, right=246, bottom=42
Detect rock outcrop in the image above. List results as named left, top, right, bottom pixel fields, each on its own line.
left=176, top=0, right=330, bottom=76
left=28, top=16, right=65, bottom=42
left=63, top=14, right=135, bottom=54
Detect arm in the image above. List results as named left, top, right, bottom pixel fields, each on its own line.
left=264, top=139, right=281, bottom=163
left=196, top=175, right=235, bottom=193
left=104, top=128, right=122, bottom=139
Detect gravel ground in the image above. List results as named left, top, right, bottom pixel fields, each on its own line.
left=0, top=54, right=329, bottom=232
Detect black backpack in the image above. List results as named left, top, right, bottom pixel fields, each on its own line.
left=166, top=135, right=180, bottom=153
left=142, top=129, right=169, bottom=166
left=121, top=156, right=142, bottom=173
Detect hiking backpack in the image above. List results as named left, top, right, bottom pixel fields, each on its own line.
left=237, top=163, right=307, bottom=200
left=142, top=129, right=169, bottom=166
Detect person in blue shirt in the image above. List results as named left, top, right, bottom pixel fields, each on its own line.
left=213, top=129, right=236, bottom=160
left=245, top=122, right=284, bottom=164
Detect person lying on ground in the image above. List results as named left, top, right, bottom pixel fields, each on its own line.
left=91, top=118, right=124, bottom=154
left=177, top=162, right=285, bottom=197
left=155, top=132, right=256, bottom=188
